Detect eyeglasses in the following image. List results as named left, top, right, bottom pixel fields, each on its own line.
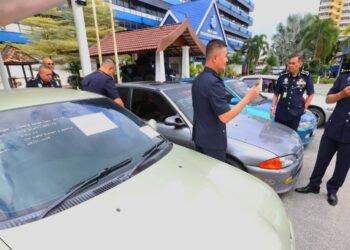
left=46, top=63, right=55, bottom=65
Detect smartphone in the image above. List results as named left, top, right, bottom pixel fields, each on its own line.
left=255, top=79, right=261, bottom=87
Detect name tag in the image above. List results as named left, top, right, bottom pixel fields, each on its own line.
left=283, top=92, right=287, bottom=98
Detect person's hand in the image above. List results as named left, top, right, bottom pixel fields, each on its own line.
left=245, top=86, right=260, bottom=102
left=340, top=86, right=350, bottom=98
left=270, top=107, right=275, bottom=119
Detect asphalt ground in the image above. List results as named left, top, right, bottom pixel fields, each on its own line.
left=280, top=128, right=350, bottom=250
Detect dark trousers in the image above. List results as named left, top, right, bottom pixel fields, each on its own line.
left=195, top=145, right=226, bottom=162
left=275, top=116, right=301, bottom=131
left=309, top=135, right=350, bottom=194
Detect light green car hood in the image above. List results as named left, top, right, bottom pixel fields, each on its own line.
left=0, top=145, right=293, bottom=250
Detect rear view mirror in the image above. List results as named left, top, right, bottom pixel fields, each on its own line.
left=230, top=97, right=240, bottom=105
left=164, top=115, right=186, bottom=127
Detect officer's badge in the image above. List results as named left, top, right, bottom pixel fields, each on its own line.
left=283, top=78, right=288, bottom=85
left=296, top=79, right=306, bottom=86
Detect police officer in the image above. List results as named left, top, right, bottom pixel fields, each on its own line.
left=270, top=54, right=314, bottom=131
left=42, top=57, right=62, bottom=88
left=27, top=65, right=58, bottom=88
left=192, top=39, right=259, bottom=161
left=82, top=58, right=124, bottom=107
left=295, top=72, right=350, bottom=206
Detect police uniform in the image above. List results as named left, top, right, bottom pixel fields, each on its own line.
left=274, top=71, right=314, bottom=131
left=82, top=70, right=120, bottom=100
left=52, top=71, right=62, bottom=88
left=35, top=72, right=62, bottom=88
left=307, top=73, right=350, bottom=194
left=27, top=77, right=59, bottom=88
left=192, top=67, right=230, bottom=161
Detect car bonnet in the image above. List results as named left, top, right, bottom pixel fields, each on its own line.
left=226, top=113, right=302, bottom=157
left=0, top=145, right=292, bottom=250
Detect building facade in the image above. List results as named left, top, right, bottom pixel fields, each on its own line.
left=111, top=0, right=254, bottom=51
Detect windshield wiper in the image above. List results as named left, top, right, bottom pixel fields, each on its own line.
left=127, top=139, right=166, bottom=178
left=39, top=158, right=132, bottom=219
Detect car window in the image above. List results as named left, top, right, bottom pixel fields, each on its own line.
left=242, top=78, right=258, bottom=88
left=117, top=87, right=130, bottom=107
left=262, top=78, right=277, bottom=93
left=0, top=98, right=164, bottom=227
left=225, top=80, right=266, bottom=106
left=131, top=89, right=176, bottom=122
left=164, top=87, right=193, bottom=123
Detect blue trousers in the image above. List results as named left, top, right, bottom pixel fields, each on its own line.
left=309, top=135, right=350, bottom=194
left=275, top=116, right=301, bottom=131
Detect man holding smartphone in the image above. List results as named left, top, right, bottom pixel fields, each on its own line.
left=270, top=54, right=314, bottom=131
left=192, top=39, right=259, bottom=161
left=295, top=72, right=350, bottom=206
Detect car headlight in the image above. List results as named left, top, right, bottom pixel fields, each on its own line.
left=259, top=155, right=297, bottom=170
left=298, top=121, right=313, bottom=129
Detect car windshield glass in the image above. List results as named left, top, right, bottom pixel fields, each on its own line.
left=0, top=98, right=163, bottom=223
left=225, top=80, right=265, bottom=105
left=164, top=87, right=194, bottom=123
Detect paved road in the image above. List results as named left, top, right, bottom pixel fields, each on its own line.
left=280, top=128, right=350, bottom=250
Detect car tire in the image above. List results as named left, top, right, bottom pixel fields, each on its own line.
left=309, top=107, right=325, bottom=128
left=226, top=157, right=247, bottom=172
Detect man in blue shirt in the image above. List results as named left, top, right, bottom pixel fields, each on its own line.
left=82, top=59, right=124, bottom=107
left=192, top=39, right=259, bottom=161
left=270, top=54, right=314, bottom=131
left=295, top=73, right=350, bottom=206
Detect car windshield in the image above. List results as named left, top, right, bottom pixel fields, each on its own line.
left=164, top=86, right=194, bottom=123
left=225, top=80, right=266, bottom=105
left=0, top=98, right=164, bottom=224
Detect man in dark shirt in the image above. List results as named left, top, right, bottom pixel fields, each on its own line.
left=295, top=73, right=350, bottom=206
left=192, top=39, right=259, bottom=161
left=270, top=54, right=314, bottom=131
left=42, top=57, right=62, bottom=88
left=82, top=59, right=124, bottom=107
left=27, top=65, right=57, bottom=88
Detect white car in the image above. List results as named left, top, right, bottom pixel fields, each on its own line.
left=0, top=89, right=295, bottom=250
left=240, top=74, right=335, bottom=127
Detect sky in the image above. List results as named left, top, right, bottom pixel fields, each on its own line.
left=251, top=0, right=320, bottom=42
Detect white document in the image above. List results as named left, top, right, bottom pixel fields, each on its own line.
left=140, top=126, right=159, bottom=139
left=70, top=112, right=118, bottom=136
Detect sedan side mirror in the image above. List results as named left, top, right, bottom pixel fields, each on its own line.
left=164, top=115, right=186, bottom=127
left=230, top=97, right=240, bottom=105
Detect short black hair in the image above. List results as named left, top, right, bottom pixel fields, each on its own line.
left=206, top=39, right=227, bottom=59
left=289, top=54, right=303, bottom=63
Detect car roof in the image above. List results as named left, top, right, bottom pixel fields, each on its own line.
left=0, top=88, right=101, bottom=112
left=117, top=82, right=192, bottom=91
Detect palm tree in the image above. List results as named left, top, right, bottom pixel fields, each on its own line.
left=271, top=14, right=314, bottom=65
left=301, top=16, right=339, bottom=62
left=240, top=34, right=269, bottom=74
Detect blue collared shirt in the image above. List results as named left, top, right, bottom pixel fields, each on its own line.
left=192, top=67, right=230, bottom=150
left=82, top=70, right=120, bottom=100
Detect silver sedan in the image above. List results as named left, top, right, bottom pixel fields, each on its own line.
left=117, top=83, right=304, bottom=193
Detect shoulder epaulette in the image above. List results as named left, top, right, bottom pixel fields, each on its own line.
left=280, top=72, right=288, bottom=76
left=301, top=70, right=310, bottom=76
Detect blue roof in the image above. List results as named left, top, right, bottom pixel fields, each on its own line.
left=170, top=0, right=213, bottom=32
left=0, top=31, right=29, bottom=44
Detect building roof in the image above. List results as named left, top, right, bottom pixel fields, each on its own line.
left=89, top=19, right=205, bottom=57
left=1, top=45, right=39, bottom=65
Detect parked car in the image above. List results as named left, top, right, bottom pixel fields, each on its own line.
left=240, top=75, right=335, bottom=127
left=176, top=77, right=317, bottom=145
left=0, top=88, right=295, bottom=249
left=224, top=79, right=317, bottom=145
left=117, top=83, right=304, bottom=194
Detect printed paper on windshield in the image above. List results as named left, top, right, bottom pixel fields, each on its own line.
left=140, top=126, right=159, bottom=139
left=70, top=112, right=118, bottom=136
